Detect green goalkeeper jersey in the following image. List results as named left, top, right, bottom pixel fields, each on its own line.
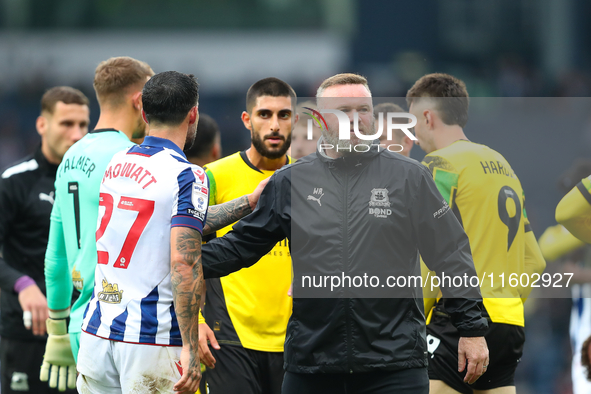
left=45, top=129, right=132, bottom=341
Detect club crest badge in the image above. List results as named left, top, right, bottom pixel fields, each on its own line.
left=72, top=267, right=83, bottom=291
left=368, top=188, right=392, bottom=218
left=369, top=188, right=391, bottom=207
left=98, top=279, right=124, bottom=304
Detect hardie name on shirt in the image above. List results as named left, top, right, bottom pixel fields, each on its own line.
left=59, top=155, right=96, bottom=178
left=102, top=162, right=158, bottom=189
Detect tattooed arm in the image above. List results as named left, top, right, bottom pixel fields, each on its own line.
left=203, top=177, right=269, bottom=235
left=203, top=196, right=251, bottom=235
left=171, top=226, right=204, bottom=394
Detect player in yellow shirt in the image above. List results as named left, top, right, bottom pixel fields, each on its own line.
left=198, top=77, right=296, bottom=394
left=407, top=73, right=546, bottom=394
left=543, top=161, right=591, bottom=394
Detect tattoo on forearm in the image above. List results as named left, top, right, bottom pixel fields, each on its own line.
left=175, top=229, right=202, bottom=263
left=171, top=227, right=204, bottom=369
left=203, top=195, right=251, bottom=235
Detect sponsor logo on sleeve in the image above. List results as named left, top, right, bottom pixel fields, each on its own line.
left=193, top=168, right=206, bottom=183
left=433, top=200, right=450, bottom=219
left=189, top=182, right=208, bottom=220
left=187, top=208, right=206, bottom=221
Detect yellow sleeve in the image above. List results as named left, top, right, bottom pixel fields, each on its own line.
left=421, top=258, right=439, bottom=318
left=199, top=310, right=206, bottom=325
left=538, top=224, right=585, bottom=262
left=520, top=231, right=546, bottom=301
left=556, top=178, right=591, bottom=243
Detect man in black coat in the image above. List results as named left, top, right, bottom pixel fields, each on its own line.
left=202, top=73, right=489, bottom=394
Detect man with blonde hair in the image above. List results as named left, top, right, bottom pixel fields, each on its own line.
left=201, top=73, right=489, bottom=394
left=43, top=57, right=268, bottom=393
left=42, top=57, right=154, bottom=391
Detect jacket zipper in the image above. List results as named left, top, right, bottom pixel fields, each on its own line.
left=342, top=170, right=353, bottom=373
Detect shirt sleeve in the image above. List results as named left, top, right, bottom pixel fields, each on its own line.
left=44, top=191, right=73, bottom=311
left=0, top=176, right=29, bottom=292
left=204, top=168, right=217, bottom=206
left=538, top=224, right=585, bottom=262
left=410, top=166, right=488, bottom=337
left=171, top=167, right=209, bottom=235
left=202, top=172, right=288, bottom=279
left=556, top=176, right=591, bottom=243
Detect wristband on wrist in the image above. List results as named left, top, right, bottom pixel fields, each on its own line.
left=14, top=276, right=36, bottom=293
left=48, top=308, right=70, bottom=319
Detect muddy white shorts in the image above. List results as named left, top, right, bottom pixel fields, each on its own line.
left=76, top=331, right=182, bottom=394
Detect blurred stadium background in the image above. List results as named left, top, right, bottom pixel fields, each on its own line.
left=1, top=0, right=590, bottom=392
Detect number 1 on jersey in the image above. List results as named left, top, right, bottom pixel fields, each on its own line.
left=68, top=182, right=81, bottom=249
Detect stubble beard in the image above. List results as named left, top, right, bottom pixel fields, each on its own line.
left=251, top=122, right=292, bottom=160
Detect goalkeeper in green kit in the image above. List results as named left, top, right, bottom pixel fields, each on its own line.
left=42, top=57, right=155, bottom=390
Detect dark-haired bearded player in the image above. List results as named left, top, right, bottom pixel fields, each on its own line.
left=198, top=77, right=297, bottom=394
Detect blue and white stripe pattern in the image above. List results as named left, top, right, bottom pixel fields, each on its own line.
left=81, top=136, right=207, bottom=346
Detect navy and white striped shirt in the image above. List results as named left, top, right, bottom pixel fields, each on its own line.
left=82, top=136, right=208, bottom=346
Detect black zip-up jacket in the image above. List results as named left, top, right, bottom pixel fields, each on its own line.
left=202, top=143, right=488, bottom=373
left=0, top=146, right=57, bottom=341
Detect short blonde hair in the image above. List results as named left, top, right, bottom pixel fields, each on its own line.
left=316, top=73, right=371, bottom=97
left=93, top=56, right=154, bottom=106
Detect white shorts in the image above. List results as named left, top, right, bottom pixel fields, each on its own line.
left=76, top=331, right=182, bottom=394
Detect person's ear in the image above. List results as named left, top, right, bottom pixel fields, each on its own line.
left=189, top=106, right=199, bottom=125
left=211, top=142, right=221, bottom=161
left=132, top=91, right=142, bottom=111
left=36, top=115, right=48, bottom=137
left=424, top=110, right=434, bottom=130
left=141, top=109, right=148, bottom=124
left=241, top=111, right=252, bottom=131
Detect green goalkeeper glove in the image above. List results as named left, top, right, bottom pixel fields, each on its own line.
left=40, top=311, right=76, bottom=391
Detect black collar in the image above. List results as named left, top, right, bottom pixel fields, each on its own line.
left=89, top=128, right=119, bottom=134
left=240, top=151, right=290, bottom=174
left=34, top=145, right=58, bottom=176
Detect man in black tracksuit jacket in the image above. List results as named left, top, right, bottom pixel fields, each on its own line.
left=201, top=75, right=489, bottom=394
left=0, top=87, right=89, bottom=393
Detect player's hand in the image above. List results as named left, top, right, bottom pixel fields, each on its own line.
left=248, top=177, right=270, bottom=211
left=18, top=284, right=49, bottom=336
left=198, top=323, right=219, bottom=368
left=173, top=346, right=201, bottom=394
left=458, top=336, right=489, bottom=384
left=40, top=318, right=77, bottom=391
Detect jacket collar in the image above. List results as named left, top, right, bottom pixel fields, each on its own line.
left=35, top=145, right=58, bottom=176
